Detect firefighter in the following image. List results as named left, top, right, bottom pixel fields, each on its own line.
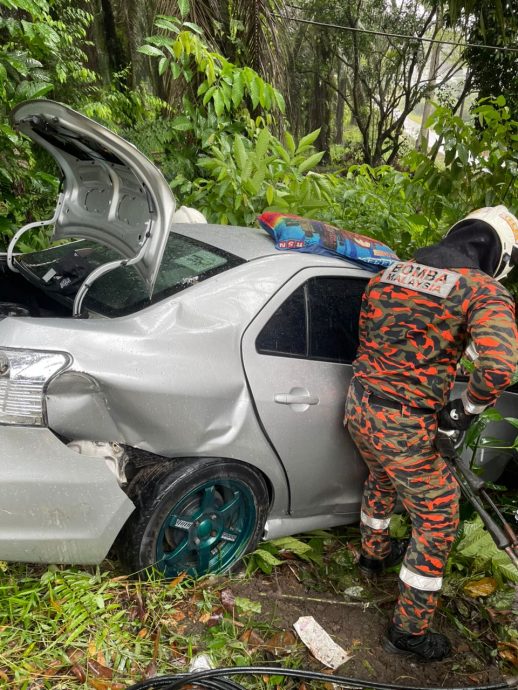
left=344, top=206, right=518, bottom=661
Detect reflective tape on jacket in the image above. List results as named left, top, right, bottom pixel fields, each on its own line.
left=399, top=564, right=443, bottom=591
left=360, top=510, right=391, bottom=530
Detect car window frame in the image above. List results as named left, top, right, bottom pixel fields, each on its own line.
left=250, top=266, right=371, bottom=366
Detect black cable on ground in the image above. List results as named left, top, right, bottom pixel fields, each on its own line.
left=124, top=665, right=518, bottom=690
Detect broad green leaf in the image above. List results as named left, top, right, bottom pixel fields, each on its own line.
left=284, top=132, right=296, bottom=155
left=15, top=80, right=53, bottom=100
left=202, top=85, right=216, bottom=106
left=272, top=536, right=312, bottom=556
left=252, top=548, right=283, bottom=566
left=233, top=135, right=247, bottom=173
left=296, top=129, right=320, bottom=153
left=266, top=185, right=275, bottom=205
left=213, top=90, right=224, bottom=117
left=170, top=115, right=192, bottom=131
left=138, top=44, right=165, bottom=58
left=182, top=21, right=203, bottom=35
left=154, top=17, right=181, bottom=33
left=231, top=71, right=244, bottom=108
left=158, top=57, right=169, bottom=76
left=234, top=596, right=261, bottom=614
left=177, top=0, right=190, bottom=19
left=255, top=128, right=270, bottom=159
left=274, top=90, right=286, bottom=113
left=298, top=151, right=325, bottom=173
left=249, top=168, right=265, bottom=194
left=248, top=77, right=260, bottom=110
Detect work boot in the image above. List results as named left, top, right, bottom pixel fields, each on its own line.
left=358, top=538, right=409, bottom=578
left=383, top=624, right=451, bottom=661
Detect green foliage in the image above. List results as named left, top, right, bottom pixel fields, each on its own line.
left=0, top=0, right=95, bottom=250
left=465, top=407, right=518, bottom=454
left=188, top=129, right=331, bottom=225
left=405, top=98, right=518, bottom=230
left=450, top=515, right=518, bottom=583
left=245, top=534, right=324, bottom=575
left=139, top=18, right=333, bottom=225
left=462, top=0, right=518, bottom=117
left=324, top=164, right=434, bottom=259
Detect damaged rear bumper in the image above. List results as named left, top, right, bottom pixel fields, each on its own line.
left=0, top=426, right=134, bottom=564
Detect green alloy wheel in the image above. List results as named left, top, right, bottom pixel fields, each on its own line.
left=121, top=458, right=269, bottom=578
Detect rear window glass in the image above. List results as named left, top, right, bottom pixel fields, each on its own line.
left=19, top=234, right=243, bottom=317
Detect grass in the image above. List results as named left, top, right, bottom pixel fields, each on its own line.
left=0, top=559, right=301, bottom=689
left=0, top=524, right=515, bottom=688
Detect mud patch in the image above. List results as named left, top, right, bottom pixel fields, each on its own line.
left=227, top=564, right=506, bottom=688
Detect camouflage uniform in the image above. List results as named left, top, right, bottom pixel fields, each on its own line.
left=345, top=261, right=518, bottom=635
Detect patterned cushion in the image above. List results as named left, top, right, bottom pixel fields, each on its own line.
left=257, top=212, right=398, bottom=272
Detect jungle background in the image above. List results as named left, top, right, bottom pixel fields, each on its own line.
left=0, top=0, right=517, bottom=688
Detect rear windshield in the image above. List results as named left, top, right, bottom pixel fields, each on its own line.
left=19, top=234, right=244, bottom=317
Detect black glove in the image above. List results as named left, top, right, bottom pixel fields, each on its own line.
left=434, top=431, right=457, bottom=460
left=437, top=398, right=477, bottom=432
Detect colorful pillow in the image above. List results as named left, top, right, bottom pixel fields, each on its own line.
left=258, top=212, right=398, bottom=272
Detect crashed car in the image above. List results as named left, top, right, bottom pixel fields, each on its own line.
left=0, top=100, right=516, bottom=578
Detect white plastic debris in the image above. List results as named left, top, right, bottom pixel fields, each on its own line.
left=189, top=653, right=214, bottom=673
left=293, top=616, right=351, bottom=669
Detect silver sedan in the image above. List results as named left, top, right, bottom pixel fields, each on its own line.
left=0, top=101, right=515, bottom=577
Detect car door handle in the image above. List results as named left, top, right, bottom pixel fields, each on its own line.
left=274, top=393, right=319, bottom=405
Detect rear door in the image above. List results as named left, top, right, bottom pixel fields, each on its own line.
left=242, top=267, right=370, bottom=518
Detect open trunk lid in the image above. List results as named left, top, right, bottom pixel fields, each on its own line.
left=11, top=100, right=175, bottom=298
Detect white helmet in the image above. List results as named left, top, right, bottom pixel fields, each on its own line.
left=171, top=205, right=208, bottom=224
left=447, top=205, right=518, bottom=280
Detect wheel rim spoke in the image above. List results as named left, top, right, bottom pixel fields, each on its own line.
left=200, top=485, right=217, bottom=512
left=218, top=490, right=241, bottom=520
left=162, top=536, right=190, bottom=564
left=196, top=542, right=211, bottom=572
left=166, top=513, right=193, bottom=532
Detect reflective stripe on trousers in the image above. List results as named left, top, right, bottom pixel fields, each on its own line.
left=345, top=381, right=460, bottom=635
left=360, top=510, right=391, bottom=531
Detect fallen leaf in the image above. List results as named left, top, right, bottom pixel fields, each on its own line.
left=144, top=661, right=157, bottom=678
left=66, top=648, right=83, bottom=665
left=87, top=680, right=125, bottom=690
left=198, top=612, right=211, bottom=624
left=463, top=577, right=497, bottom=598
left=70, top=664, right=86, bottom=683
left=138, top=628, right=148, bottom=639
left=498, top=642, right=518, bottom=668
left=87, top=659, right=113, bottom=679
left=240, top=629, right=265, bottom=648
left=39, top=660, right=64, bottom=677
left=172, top=610, right=186, bottom=622
left=206, top=613, right=224, bottom=628
left=169, top=572, right=187, bottom=588
left=220, top=588, right=235, bottom=612
left=264, top=631, right=297, bottom=656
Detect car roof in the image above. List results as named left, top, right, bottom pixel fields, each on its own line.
left=171, top=222, right=376, bottom=275
left=171, top=222, right=280, bottom=261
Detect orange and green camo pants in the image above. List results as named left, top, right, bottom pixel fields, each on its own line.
left=345, top=379, right=460, bottom=635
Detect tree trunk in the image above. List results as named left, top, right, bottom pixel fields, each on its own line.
left=335, top=62, right=347, bottom=145
left=308, top=31, right=333, bottom=164
left=417, top=7, right=443, bottom=151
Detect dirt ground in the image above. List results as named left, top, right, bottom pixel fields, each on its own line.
left=226, top=564, right=510, bottom=689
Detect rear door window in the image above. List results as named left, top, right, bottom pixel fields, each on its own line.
left=256, top=276, right=367, bottom=363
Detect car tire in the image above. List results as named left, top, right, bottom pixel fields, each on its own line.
left=119, top=458, right=269, bottom=578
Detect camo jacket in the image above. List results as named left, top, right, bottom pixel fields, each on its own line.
left=352, top=260, right=518, bottom=411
